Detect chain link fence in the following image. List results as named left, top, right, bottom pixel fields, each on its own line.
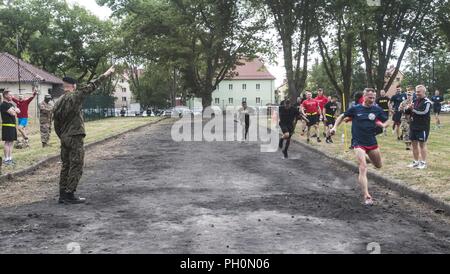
left=82, top=95, right=116, bottom=122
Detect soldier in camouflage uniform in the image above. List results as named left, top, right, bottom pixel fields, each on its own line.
left=399, top=90, right=414, bottom=151
left=39, top=95, right=53, bottom=147
left=53, top=66, right=115, bottom=204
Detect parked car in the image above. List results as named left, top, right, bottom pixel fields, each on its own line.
left=441, top=104, right=450, bottom=113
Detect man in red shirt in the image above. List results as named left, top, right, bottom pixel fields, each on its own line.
left=301, top=91, right=323, bottom=143
left=12, top=88, right=38, bottom=147
left=314, top=88, right=329, bottom=138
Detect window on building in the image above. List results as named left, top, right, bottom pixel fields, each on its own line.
left=228, top=98, right=233, bottom=104
left=122, top=97, right=127, bottom=102
left=256, top=97, right=261, bottom=104
left=242, top=97, right=247, bottom=102
left=215, top=98, right=220, bottom=104
left=256, top=84, right=261, bottom=90
left=242, top=84, right=247, bottom=90
left=122, top=87, right=127, bottom=93
left=229, top=84, right=233, bottom=90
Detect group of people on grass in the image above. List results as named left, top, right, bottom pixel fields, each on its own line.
left=0, top=88, right=54, bottom=166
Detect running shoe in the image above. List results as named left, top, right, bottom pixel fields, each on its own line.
left=417, top=162, right=427, bottom=170
left=317, top=137, right=321, bottom=143
left=408, top=161, right=420, bottom=168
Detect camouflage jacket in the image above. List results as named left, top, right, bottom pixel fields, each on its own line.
left=399, top=99, right=413, bottom=123
left=53, top=74, right=107, bottom=139
left=39, top=101, right=53, bottom=124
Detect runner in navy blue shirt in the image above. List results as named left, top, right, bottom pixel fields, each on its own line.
left=431, top=90, right=445, bottom=128
left=331, top=88, right=389, bottom=206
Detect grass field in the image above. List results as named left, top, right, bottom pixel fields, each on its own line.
left=292, top=114, right=450, bottom=203
left=1, top=117, right=163, bottom=174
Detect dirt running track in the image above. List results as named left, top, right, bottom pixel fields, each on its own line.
left=1, top=119, right=450, bottom=254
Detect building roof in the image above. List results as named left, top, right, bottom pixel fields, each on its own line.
left=227, top=58, right=276, bottom=80
left=0, top=52, right=63, bottom=85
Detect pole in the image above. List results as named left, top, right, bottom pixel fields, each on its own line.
left=17, top=34, right=21, bottom=95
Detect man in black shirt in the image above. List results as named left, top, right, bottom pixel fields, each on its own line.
left=389, top=86, right=407, bottom=140
left=322, top=96, right=339, bottom=143
left=1, top=90, right=21, bottom=165
left=376, top=90, right=390, bottom=136
left=279, top=99, right=302, bottom=159
left=431, top=90, right=444, bottom=128
left=407, top=85, right=432, bottom=170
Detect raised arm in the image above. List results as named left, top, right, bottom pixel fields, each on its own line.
left=78, top=66, right=115, bottom=95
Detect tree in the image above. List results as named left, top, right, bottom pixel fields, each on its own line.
left=358, top=0, right=443, bottom=92
left=263, top=0, right=316, bottom=100
left=0, top=0, right=116, bottom=83
left=315, top=0, right=362, bottom=108
left=99, top=0, right=269, bottom=109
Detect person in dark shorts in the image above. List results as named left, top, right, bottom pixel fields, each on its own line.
left=301, top=91, right=322, bottom=143
left=375, top=89, right=390, bottom=136
left=323, top=96, right=339, bottom=143
left=389, top=86, right=407, bottom=140
left=238, top=101, right=254, bottom=142
left=279, top=99, right=301, bottom=159
left=431, top=90, right=444, bottom=129
left=314, top=88, right=329, bottom=138
left=1, top=90, right=21, bottom=165
left=407, top=85, right=432, bottom=170
left=331, top=88, right=388, bottom=206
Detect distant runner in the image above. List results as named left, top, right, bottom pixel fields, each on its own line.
left=375, top=90, right=390, bottom=136
left=322, top=96, right=339, bottom=144
left=431, top=90, right=444, bottom=129
left=389, top=86, right=407, bottom=141
left=314, top=88, right=329, bottom=138
left=301, top=91, right=322, bottom=143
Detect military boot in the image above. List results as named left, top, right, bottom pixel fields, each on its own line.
left=59, top=191, right=86, bottom=204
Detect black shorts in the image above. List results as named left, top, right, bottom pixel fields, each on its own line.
left=280, top=124, right=294, bottom=135
left=306, top=114, right=319, bottom=127
left=393, top=111, right=402, bottom=124
left=434, top=107, right=441, bottom=115
left=410, top=129, right=430, bottom=142
left=325, top=117, right=335, bottom=127
left=2, top=126, right=17, bottom=142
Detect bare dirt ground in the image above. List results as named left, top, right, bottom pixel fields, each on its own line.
left=1, top=119, right=450, bottom=254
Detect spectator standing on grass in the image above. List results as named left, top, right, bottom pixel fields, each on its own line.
left=12, top=88, right=38, bottom=148
left=53, top=66, right=115, bottom=205
left=431, top=90, right=444, bottom=129
left=39, top=95, right=54, bottom=147
left=1, top=90, right=21, bottom=165
left=399, top=90, right=414, bottom=151
left=407, top=85, right=432, bottom=170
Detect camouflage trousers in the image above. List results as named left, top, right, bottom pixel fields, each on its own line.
left=40, top=123, right=51, bottom=144
left=401, top=120, right=411, bottom=144
left=59, top=135, right=85, bottom=193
